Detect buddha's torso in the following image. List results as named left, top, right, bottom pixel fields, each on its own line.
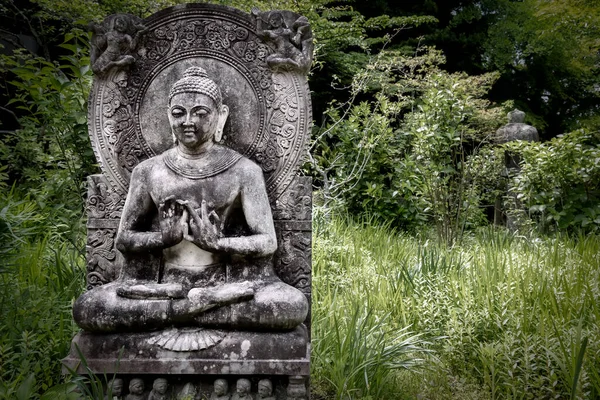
left=139, top=146, right=259, bottom=269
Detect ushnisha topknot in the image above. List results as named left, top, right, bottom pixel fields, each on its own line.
left=169, top=66, right=222, bottom=106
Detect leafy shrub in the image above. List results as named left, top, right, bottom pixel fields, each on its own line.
left=0, top=30, right=95, bottom=236
left=507, top=129, right=600, bottom=232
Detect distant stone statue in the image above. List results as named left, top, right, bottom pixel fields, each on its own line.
left=496, top=108, right=539, bottom=168
left=494, top=109, right=540, bottom=230
left=148, top=378, right=168, bottom=400
left=126, top=378, right=146, bottom=400
left=105, top=378, right=124, bottom=400
left=231, top=379, right=253, bottom=400
left=73, top=67, right=308, bottom=334
left=210, top=379, right=231, bottom=400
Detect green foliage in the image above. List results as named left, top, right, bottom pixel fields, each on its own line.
left=507, top=129, right=600, bottom=233
left=312, top=45, right=508, bottom=239
left=313, top=216, right=600, bottom=399
left=0, top=189, right=85, bottom=399
left=0, top=30, right=95, bottom=237
left=483, top=0, right=600, bottom=135
left=403, top=70, right=507, bottom=243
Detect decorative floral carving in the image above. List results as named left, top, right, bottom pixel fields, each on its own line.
left=273, top=177, right=311, bottom=221
left=87, top=175, right=125, bottom=219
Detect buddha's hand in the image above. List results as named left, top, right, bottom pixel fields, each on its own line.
left=158, top=196, right=188, bottom=247
left=184, top=200, right=221, bottom=252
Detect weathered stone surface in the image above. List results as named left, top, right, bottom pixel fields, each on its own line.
left=495, top=109, right=539, bottom=144
left=64, top=326, right=308, bottom=374
left=66, top=3, right=312, bottom=398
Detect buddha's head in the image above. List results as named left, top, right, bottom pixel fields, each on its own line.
left=168, top=67, right=229, bottom=149
left=236, top=378, right=251, bottom=395
left=213, top=379, right=228, bottom=396
left=153, top=378, right=168, bottom=394
left=257, top=379, right=273, bottom=398
left=129, top=378, right=144, bottom=395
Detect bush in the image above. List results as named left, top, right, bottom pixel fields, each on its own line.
left=508, top=129, right=600, bottom=233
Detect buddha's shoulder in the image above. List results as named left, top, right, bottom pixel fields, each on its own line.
left=130, top=151, right=170, bottom=174
left=231, top=154, right=264, bottom=178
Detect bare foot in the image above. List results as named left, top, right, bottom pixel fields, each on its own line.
left=182, top=282, right=254, bottom=315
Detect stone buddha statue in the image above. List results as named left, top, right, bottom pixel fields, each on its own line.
left=73, top=67, right=308, bottom=333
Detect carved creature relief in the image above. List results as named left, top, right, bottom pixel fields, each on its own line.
left=86, top=228, right=118, bottom=289
left=276, top=230, right=312, bottom=294
left=89, top=14, right=147, bottom=76
left=252, top=8, right=313, bottom=74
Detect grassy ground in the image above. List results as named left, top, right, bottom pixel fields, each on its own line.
left=1, top=208, right=599, bottom=399
left=312, top=216, right=600, bottom=399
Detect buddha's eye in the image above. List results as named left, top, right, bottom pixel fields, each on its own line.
left=171, top=108, right=185, bottom=117
left=193, top=109, right=209, bottom=117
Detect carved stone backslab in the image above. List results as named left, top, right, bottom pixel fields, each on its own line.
left=64, top=4, right=312, bottom=399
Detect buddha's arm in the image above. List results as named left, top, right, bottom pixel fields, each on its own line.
left=216, top=165, right=277, bottom=257
left=116, top=165, right=164, bottom=253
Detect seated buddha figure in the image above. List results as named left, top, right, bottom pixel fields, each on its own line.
left=73, top=67, right=308, bottom=333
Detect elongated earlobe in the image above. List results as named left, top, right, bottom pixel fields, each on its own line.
left=214, top=104, right=229, bottom=142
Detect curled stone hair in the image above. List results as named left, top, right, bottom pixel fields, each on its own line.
left=169, top=66, right=222, bottom=107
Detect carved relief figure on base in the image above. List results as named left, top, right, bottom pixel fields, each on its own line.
left=105, top=378, right=124, bottom=400
left=257, top=379, right=275, bottom=400
left=210, top=379, right=231, bottom=400
left=148, top=378, right=168, bottom=400
left=231, top=379, right=253, bottom=400
left=72, top=67, right=308, bottom=333
left=126, top=378, right=146, bottom=400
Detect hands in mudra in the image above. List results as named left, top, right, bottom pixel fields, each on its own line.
left=159, top=196, right=221, bottom=251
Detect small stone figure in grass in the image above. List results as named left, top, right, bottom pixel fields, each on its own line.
left=126, top=378, right=146, bottom=400
left=105, top=378, right=124, bottom=400
left=231, top=379, right=253, bottom=400
left=148, top=378, right=168, bottom=400
left=257, top=379, right=275, bottom=400
left=210, top=379, right=231, bottom=400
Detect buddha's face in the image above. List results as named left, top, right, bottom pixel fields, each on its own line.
left=169, top=92, right=228, bottom=150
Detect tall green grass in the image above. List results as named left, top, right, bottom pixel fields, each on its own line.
left=312, top=216, right=600, bottom=399
left=0, top=192, right=85, bottom=399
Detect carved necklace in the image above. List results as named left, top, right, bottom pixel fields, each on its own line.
left=163, top=145, right=242, bottom=179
